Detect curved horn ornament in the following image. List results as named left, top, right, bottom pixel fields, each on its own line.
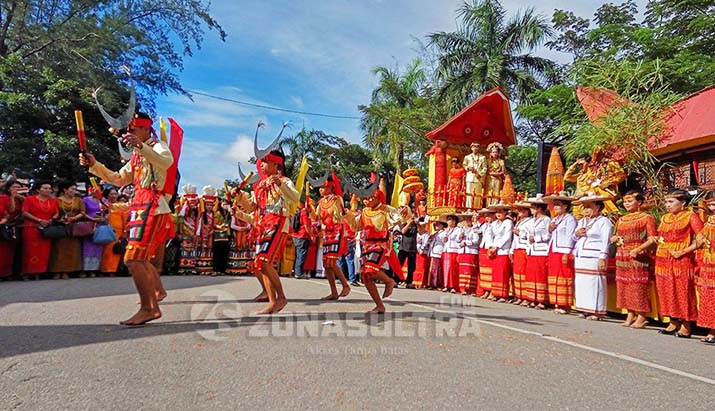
left=343, top=178, right=380, bottom=199
left=305, top=170, right=330, bottom=188
left=254, top=121, right=290, bottom=160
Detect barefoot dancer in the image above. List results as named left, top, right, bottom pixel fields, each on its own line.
left=80, top=112, right=174, bottom=325
left=308, top=172, right=351, bottom=300
left=345, top=182, right=410, bottom=313
left=233, top=122, right=299, bottom=314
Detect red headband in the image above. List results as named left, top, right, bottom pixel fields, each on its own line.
left=262, top=152, right=284, bottom=165
left=130, top=118, right=153, bottom=128
left=372, top=189, right=386, bottom=204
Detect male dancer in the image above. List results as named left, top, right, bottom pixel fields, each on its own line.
left=312, top=174, right=351, bottom=300
left=80, top=112, right=173, bottom=325
left=233, top=124, right=299, bottom=314
left=345, top=184, right=410, bottom=313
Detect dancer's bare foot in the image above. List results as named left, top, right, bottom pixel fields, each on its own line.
left=253, top=292, right=269, bottom=302
left=120, top=309, right=161, bottom=326
left=339, top=287, right=351, bottom=298
left=382, top=279, right=395, bottom=299
left=255, top=303, right=275, bottom=315
left=368, top=305, right=385, bottom=314
left=321, top=293, right=339, bottom=300
left=272, top=297, right=288, bottom=313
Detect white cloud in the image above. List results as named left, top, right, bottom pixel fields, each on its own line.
left=224, top=135, right=254, bottom=163
left=290, top=96, right=304, bottom=108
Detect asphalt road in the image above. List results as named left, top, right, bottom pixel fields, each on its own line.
left=1, top=276, right=714, bottom=410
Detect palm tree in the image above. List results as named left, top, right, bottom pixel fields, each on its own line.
left=360, top=59, right=438, bottom=171
left=429, top=0, right=556, bottom=113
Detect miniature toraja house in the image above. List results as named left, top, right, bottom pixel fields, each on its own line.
left=425, top=87, right=517, bottom=215
left=576, top=85, right=715, bottom=192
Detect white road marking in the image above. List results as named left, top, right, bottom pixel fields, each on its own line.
left=305, top=279, right=715, bottom=386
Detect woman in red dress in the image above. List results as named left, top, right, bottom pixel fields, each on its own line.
left=696, top=190, right=715, bottom=344
left=21, top=181, right=59, bottom=278
left=611, top=190, right=657, bottom=329
left=655, top=189, right=703, bottom=339
left=447, top=158, right=467, bottom=208
left=0, top=181, right=23, bottom=277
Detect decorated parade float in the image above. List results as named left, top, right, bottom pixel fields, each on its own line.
left=423, top=87, right=517, bottom=215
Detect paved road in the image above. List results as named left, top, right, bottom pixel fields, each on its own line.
left=1, top=276, right=714, bottom=410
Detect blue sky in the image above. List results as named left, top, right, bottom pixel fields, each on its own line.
left=157, top=0, right=647, bottom=190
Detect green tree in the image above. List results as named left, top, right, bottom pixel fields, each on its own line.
left=0, top=0, right=225, bottom=181
left=359, top=59, right=444, bottom=172
left=428, top=0, right=556, bottom=113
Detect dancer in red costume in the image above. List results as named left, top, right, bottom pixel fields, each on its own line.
left=345, top=180, right=410, bottom=313
left=81, top=112, right=174, bottom=325
left=233, top=122, right=299, bottom=314
left=308, top=172, right=351, bottom=300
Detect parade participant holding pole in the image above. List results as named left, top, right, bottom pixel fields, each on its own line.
left=80, top=112, right=174, bottom=325
left=232, top=122, right=299, bottom=314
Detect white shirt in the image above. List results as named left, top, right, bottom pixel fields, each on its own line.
left=479, top=221, right=493, bottom=249
left=528, top=215, right=552, bottom=256
left=460, top=225, right=480, bottom=255
left=511, top=217, right=534, bottom=254
left=548, top=213, right=577, bottom=254
left=429, top=230, right=445, bottom=258
left=572, top=215, right=613, bottom=260
left=417, top=231, right=432, bottom=255
left=443, top=227, right=463, bottom=253
left=490, top=219, right=514, bottom=256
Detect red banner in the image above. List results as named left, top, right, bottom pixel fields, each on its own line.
left=162, top=118, right=183, bottom=195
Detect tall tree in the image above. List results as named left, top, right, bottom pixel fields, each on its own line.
left=428, top=0, right=556, bottom=113
left=359, top=59, right=444, bottom=172
left=0, top=0, right=225, bottom=181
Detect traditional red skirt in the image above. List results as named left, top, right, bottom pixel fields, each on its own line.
left=414, top=253, right=430, bottom=288
left=125, top=189, right=175, bottom=262
left=458, top=253, right=478, bottom=294
left=361, top=239, right=389, bottom=281
left=255, top=213, right=288, bottom=270
left=322, top=224, right=347, bottom=262
left=476, top=248, right=492, bottom=295
left=548, top=251, right=574, bottom=307
left=512, top=249, right=528, bottom=300
left=615, top=253, right=653, bottom=313
left=22, top=225, right=52, bottom=274
left=429, top=256, right=442, bottom=288
left=442, top=252, right=459, bottom=290
left=697, top=263, right=715, bottom=329
left=490, top=255, right=512, bottom=298
left=524, top=255, right=548, bottom=303
left=655, top=255, right=698, bottom=321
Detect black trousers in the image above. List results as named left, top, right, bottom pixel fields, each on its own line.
left=213, top=240, right=230, bottom=273
left=398, top=250, right=416, bottom=284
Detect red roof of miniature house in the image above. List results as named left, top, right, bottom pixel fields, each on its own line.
left=652, top=86, right=715, bottom=156
left=576, top=85, right=715, bottom=157
left=425, top=87, right=516, bottom=147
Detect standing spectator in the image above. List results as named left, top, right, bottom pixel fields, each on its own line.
left=21, top=181, right=59, bottom=279
left=291, top=203, right=313, bottom=279
left=0, top=180, right=23, bottom=278
left=696, top=190, right=715, bottom=344
left=398, top=214, right=419, bottom=288
left=82, top=187, right=105, bottom=275
left=337, top=221, right=359, bottom=286
left=100, top=190, right=129, bottom=276
left=572, top=195, right=614, bottom=320
left=655, top=189, right=703, bottom=338
left=413, top=217, right=432, bottom=288
left=428, top=217, right=447, bottom=290
left=49, top=181, right=85, bottom=279
left=212, top=199, right=232, bottom=275
left=544, top=192, right=577, bottom=313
